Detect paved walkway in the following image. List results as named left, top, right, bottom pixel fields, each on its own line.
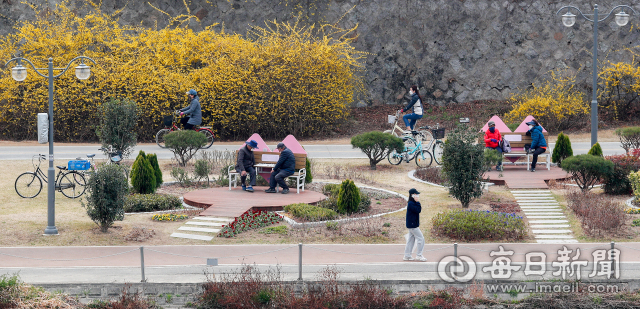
left=485, top=165, right=569, bottom=189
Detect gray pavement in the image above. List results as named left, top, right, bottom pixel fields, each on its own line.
left=0, top=141, right=628, bottom=160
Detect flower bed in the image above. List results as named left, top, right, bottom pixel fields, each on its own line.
left=218, top=211, right=283, bottom=238
left=152, top=214, right=189, bottom=221
left=432, top=210, right=527, bottom=241
left=124, top=193, right=182, bottom=212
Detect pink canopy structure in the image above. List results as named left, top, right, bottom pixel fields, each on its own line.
left=514, top=115, right=547, bottom=133
left=481, top=115, right=511, bottom=133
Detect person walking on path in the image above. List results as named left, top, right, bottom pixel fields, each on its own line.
left=484, top=120, right=503, bottom=171
left=178, top=89, right=202, bottom=130
left=265, top=143, right=296, bottom=194
left=236, top=140, right=258, bottom=192
left=526, top=119, right=547, bottom=172
left=404, top=188, right=427, bottom=261
left=399, top=85, right=424, bottom=131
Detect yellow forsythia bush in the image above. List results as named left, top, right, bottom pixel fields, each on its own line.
left=0, top=3, right=365, bottom=141
left=505, top=71, right=588, bottom=132
left=599, top=61, right=640, bottom=121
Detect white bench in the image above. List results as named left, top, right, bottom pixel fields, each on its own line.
left=228, top=150, right=307, bottom=193
left=481, top=132, right=551, bottom=170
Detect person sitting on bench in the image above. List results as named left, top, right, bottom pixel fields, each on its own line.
left=484, top=120, right=503, bottom=171
left=526, top=120, right=547, bottom=172
left=265, top=143, right=296, bottom=194
left=236, top=140, right=258, bottom=192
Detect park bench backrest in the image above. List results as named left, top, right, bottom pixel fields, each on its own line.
left=478, top=131, right=549, bottom=152
left=237, top=150, right=307, bottom=170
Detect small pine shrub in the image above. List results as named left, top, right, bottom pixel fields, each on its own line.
left=603, top=154, right=640, bottom=195
left=616, top=127, right=640, bottom=154
left=82, top=164, right=129, bottom=232
left=630, top=171, right=640, bottom=204
left=164, top=130, right=207, bottom=167
left=337, top=179, right=361, bottom=214
left=351, top=131, right=404, bottom=170
left=442, top=124, right=485, bottom=208
left=97, top=98, right=139, bottom=158
left=284, top=203, right=338, bottom=221
left=552, top=132, right=573, bottom=166
left=562, top=154, right=614, bottom=191
left=130, top=151, right=157, bottom=194
left=147, top=153, right=163, bottom=189
left=588, top=142, right=604, bottom=156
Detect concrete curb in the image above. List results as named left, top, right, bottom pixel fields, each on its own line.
left=277, top=182, right=407, bottom=228
left=626, top=197, right=639, bottom=209
left=407, top=169, right=494, bottom=190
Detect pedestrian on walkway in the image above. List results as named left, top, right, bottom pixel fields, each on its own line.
left=526, top=120, right=547, bottom=172
left=399, top=85, right=424, bottom=131
left=404, top=188, right=427, bottom=261
left=236, top=140, right=258, bottom=192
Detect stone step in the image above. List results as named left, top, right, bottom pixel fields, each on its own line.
left=512, top=193, right=553, bottom=195
left=531, top=229, right=572, bottom=234
left=517, top=202, right=560, bottom=204
left=522, top=209, right=563, bottom=213
left=511, top=190, right=551, bottom=193
left=514, top=197, right=555, bottom=200
left=178, top=226, right=221, bottom=233
left=536, top=239, right=579, bottom=244
left=529, top=220, right=569, bottom=224
left=520, top=206, right=561, bottom=209
left=534, top=235, right=575, bottom=239
left=192, top=217, right=233, bottom=222
left=517, top=200, right=558, bottom=203
left=531, top=224, right=570, bottom=228
left=185, top=221, right=225, bottom=227
left=526, top=215, right=566, bottom=219
left=170, top=233, right=214, bottom=241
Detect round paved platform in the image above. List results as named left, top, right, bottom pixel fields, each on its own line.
left=183, top=186, right=327, bottom=218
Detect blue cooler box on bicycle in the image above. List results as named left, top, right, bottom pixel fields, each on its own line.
left=68, top=160, right=91, bottom=171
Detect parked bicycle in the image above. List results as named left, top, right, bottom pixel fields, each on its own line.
left=15, top=154, right=87, bottom=199
left=416, top=125, right=446, bottom=165
left=99, top=145, right=123, bottom=164
left=387, top=132, right=433, bottom=168
left=155, top=112, right=214, bottom=149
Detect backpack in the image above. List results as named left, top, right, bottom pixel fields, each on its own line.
left=500, top=138, right=511, bottom=153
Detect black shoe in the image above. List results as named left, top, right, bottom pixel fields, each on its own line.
left=265, top=188, right=277, bottom=193
left=281, top=188, right=290, bottom=194
left=531, top=169, right=536, bottom=172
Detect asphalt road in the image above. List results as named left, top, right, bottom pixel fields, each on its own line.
left=0, top=141, right=627, bottom=160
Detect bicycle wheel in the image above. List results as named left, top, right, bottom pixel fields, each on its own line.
left=59, top=172, right=86, bottom=199
left=198, top=129, right=215, bottom=149
left=433, top=141, right=445, bottom=165
left=388, top=150, right=403, bottom=165
left=15, top=172, right=43, bottom=198
left=383, top=129, right=399, bottom=137
left=415, top=150, right=433, bottom=168
left=155, top=129, right=171, bottom=148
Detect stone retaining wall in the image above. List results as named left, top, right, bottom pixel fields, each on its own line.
left=1, top=0, right=638, bottom=106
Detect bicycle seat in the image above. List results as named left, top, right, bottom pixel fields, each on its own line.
left=87, top=154, right=95, bottom=158
left=56, top=166, right=67, bottom=170
left=419, top=126, right=429, bottom=129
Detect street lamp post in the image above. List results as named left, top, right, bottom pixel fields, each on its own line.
left=556, top=4, right=636, bottom=147
left=5, top=56, right=96, bottom=235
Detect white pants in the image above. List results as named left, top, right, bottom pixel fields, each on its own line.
left=404, top=227, right=425, bottom=258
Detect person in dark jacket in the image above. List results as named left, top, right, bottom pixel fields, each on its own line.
left=399, top=85, right=424, bottom=131
left=236, top=140, right=258, bottom=192
left=526, top=120, right=547, bottom=172
left=178, top=89, right=202, bottom=130
left=484, top=121, right=503, bottom=171
left=265, top=143, right=296, bottom=194
left=404, top=188, right=427, bottom=262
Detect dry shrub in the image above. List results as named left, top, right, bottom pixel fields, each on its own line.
left=124, top=227, right=156, bottom=242
left=316, top=164, right=375, bottom=184
left=196, top=265, right=408, bottom=308
left=489, top=202, right=520, bottom=213
left=566, top=190, right=627, bottom=236
left=289, top=216, right=392, bottom=242
left=88, top=286, right=158, bottom=309
left=414, top=167, right=446, bottom=185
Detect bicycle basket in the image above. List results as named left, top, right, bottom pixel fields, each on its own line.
left=432, top=128, right=446, bottom=139
left=388, top=115, right=397, bottom=124
left=162, top=115, right=173, bottom=127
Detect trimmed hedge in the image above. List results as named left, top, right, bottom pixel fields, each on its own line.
left=432, top=210, right=527, bottom=241
left=284, top=203, right=338, bottom=221
left=124, top=194, right=182, bottom=213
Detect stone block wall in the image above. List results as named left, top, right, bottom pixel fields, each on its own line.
left=2, top=0, right=638, bottom=106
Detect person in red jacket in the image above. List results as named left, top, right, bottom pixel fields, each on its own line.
left=484, top=121, right=503, bottom=171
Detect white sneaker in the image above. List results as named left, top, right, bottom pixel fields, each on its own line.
left=403, top=256, right=414, bottom=261
left=415, top=255, right=427, bottom=262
